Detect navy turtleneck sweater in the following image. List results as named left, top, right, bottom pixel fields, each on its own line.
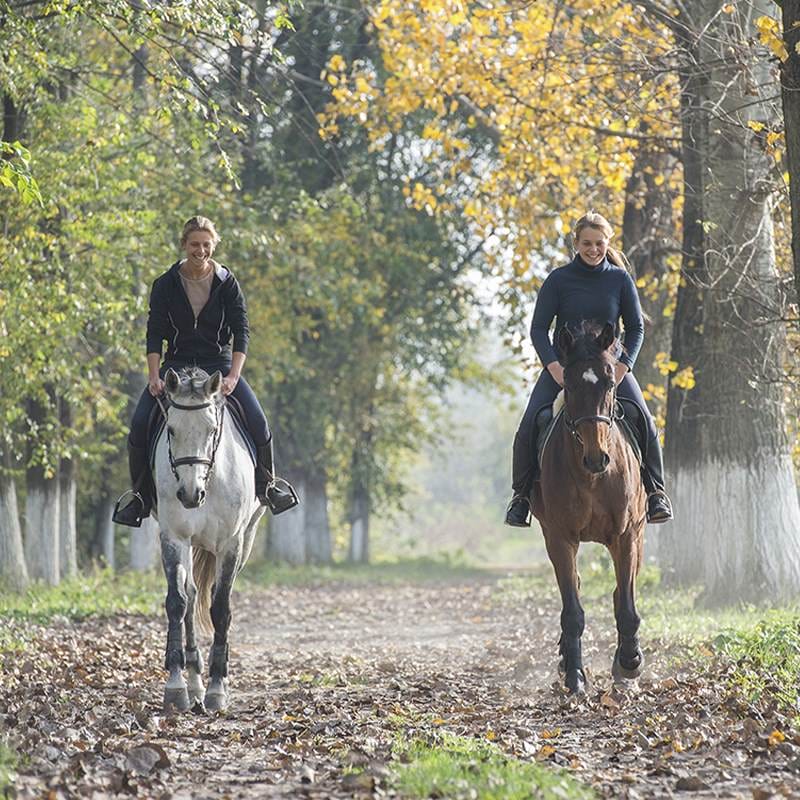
left=530, top=255, right=644, bottom=370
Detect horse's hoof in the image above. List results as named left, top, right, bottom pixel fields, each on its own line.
left=204, top=690, right=228, bottom=711
left=163, top=687, right=191, bottom=712
left=190, top=699, right=207, bottom=715
left=612, top=647, right=644, bottom=680
left=565, top=669, right=586, bottom=696
left=557, top=657, right=566, bottom=675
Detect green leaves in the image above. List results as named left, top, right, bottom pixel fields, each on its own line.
left=0, top=142, right=43, bottom=207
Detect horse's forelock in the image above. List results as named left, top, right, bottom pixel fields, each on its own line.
left=173, top=367, right=215, bottom=400
left=564, top=321, right=616, bottom=366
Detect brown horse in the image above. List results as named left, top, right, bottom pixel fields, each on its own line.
left=532, top=321, right=647, bottom=696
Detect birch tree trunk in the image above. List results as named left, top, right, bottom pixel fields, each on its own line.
left=0, top=452, right=28, bottom=591
left=661, top=0, right=800, bottom=604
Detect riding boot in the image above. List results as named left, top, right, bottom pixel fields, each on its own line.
left=112, top=442, right=152, bottom=528
left=505, top=406, right=552, bottom=527
left=642, top=434, right=673, bottom=524
left=255, top=442, right=299, bottom=515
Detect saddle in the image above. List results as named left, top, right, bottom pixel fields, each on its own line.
left=536, top=391, right=643, bottom=472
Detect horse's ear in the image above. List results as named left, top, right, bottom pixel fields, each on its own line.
left=597, top=322, right=615, bottom=352
left=557, top=327, right=574, bottom=359
left=205, top=371, right=223, bottom=397
left=165, top=368, right=179, bottom=394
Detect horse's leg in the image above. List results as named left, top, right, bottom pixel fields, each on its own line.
left=205, top=550, right=240, bottom=711
left=610, top=529, right=644, bottom=680
left=160, top=533, right=191, bottom=711
left=183, top=553, right=205, bottom=708
left=544, top=531, right=586, bottom=695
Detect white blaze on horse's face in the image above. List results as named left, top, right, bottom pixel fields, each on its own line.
left=582, top=368, right=599, bottom=384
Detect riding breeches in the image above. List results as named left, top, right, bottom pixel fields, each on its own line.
left=511, top=369, right=661, bottom=496
left=129, top=360, right=271, bottom=449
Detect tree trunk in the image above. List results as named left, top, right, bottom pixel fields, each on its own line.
left=24, top=396, right=61, bottom=585
left=0, top=452, right=28, bottom=591
left=58, top=400, right=77, bottom=579
left=305, top=473, right=332, bottom=564
left=660, top=0, right=800, bottom=603
left=129, top=516, right=159, bottom=571
left=266, top=471, right=307, bottom=565
left=348, top=484, right=369, bottom=564
left=622, top=140, right=678, bottom=398
left=94, top=497, right=115, bottom=569
left=781, top=0, right=800, bottom=309
left=58, top=456, right=77, bottom=579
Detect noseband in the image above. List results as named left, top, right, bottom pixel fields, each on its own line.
left=157, top=396, right=225, bottom=483
left=563, top=388, right=623, bottom=446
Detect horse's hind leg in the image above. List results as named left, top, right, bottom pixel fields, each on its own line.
left=610, top=529, right=644, bottom=680
left=205, top=551, right=240, bottom=711
left=183, top=556, right=205, bottom=708
left=160, top=534, right=191, bottom=712
left=544, top=532, right=586, bottom=696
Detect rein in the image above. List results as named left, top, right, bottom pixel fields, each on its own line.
left=156, top=394, right=225, bottom=483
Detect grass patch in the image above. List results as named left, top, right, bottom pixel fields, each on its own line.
left=0, top=568, right=162, bottom=623
left=392, top=732, right=595, bottom=800
left=0, top=740, right=17, bottom=798
left=712, top=610, right=800, bottom=712
left=242, top=555, right=487, bottom=589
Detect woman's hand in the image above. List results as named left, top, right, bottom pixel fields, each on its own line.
left=614, top=362, right=628, bottom=386
left=148, top=375, right=165, bottom=396
left=547, top=361, right=564, bottom=387
left=222, top=372, right=240, bottom=395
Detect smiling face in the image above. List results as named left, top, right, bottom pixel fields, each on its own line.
left=575, top=225, right=609, bottom=267
left=183, top=229, right=216, bottom=271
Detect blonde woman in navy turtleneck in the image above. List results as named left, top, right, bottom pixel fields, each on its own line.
left=505, top=212, right=673, bottom=527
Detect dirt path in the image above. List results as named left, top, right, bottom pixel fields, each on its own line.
left=4, top=572, right=799, bottom=798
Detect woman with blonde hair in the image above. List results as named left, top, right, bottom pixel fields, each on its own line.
left=113, top=215, right=297, bottom=527
left=505, top=211, right=672, bottom=527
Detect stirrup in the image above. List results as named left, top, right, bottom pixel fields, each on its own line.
left=504, top=495, right=532, bottom=528
left=112, top=490, right=146, bottom=528
left=646, top=490, right=673, bottom=524
left=266, top=478, right=299, bottom=515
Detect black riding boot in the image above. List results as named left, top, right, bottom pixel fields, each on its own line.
left=505, top=406, right=552, bottom=528
left=642, top=434, right=673, bottom=524
left=112, top=442, right=152, bottom=528
left=255, top=441, right=299, bottom=515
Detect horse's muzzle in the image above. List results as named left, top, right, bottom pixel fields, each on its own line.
left=583, top=453, right=610, bottom=474
left=177, top=487, right=206, bottom=508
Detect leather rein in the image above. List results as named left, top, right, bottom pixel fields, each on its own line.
left=156, top=395, right=225, bottom=483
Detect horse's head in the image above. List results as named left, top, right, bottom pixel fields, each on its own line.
left=557, top=321, right=618, bottom=475
left=163, top=367, right=224, bottom=508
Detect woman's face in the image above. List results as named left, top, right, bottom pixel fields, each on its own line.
left=183, top=230, right=216, bottom=268
left=576, top=227, right=609, bottom=266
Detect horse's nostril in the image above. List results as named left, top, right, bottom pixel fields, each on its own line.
left=198, top=490, right=206, bottom=504
left=176, top=488, right=185, bottom=502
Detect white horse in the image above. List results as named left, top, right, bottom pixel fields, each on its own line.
left=153, top=367, right=264, bottom=712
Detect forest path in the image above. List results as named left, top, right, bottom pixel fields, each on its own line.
left=5, top=570, right=799, bottom=798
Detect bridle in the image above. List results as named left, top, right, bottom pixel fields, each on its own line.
left=156, top=395, right=225, bottom=483
left=562, top=386, right=623, bottom=447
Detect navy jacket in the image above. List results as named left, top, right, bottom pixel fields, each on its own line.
left=531, top=255, right=644, bottom=370
left=146, top=261, right=249, bottom=364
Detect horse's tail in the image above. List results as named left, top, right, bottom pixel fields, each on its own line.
left=192, top=547, right=216, bottom=634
